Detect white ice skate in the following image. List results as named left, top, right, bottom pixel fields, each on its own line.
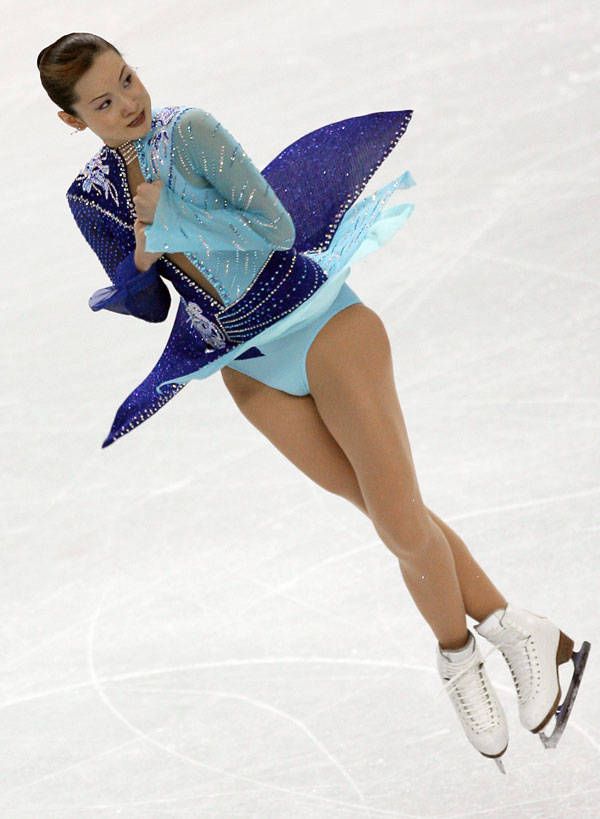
left=474, top=603, right=591, bottom=749
left=436, top=629, right=509, bottom=774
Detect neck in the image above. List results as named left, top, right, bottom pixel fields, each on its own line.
left=115, top=137, right=139, bottom=166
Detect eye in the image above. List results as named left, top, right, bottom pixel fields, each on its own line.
left=98, top=73, right=134, bottom=110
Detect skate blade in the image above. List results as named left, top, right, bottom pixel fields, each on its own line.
left=482, top=744, right=508, bottom=775
left=539, top=639, right=591, bottom=749
left=493, top=757, right=506, bottom=775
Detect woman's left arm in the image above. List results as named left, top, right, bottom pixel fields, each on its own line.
left=142, top=107, right=296, bottom=256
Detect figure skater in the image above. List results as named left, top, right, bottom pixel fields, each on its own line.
left=37, top=32, right=590, bottom=774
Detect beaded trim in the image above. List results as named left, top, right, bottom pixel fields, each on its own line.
left=217, top=250, right=296, bottom=327
left=66, top=191, right=133, bottom=234
left=110, top=145, right=138, bottom=221
left=105, top=380, right=184, bottom=447
left=216, top=251, right=326, bottom=342
left=90, top=105, right=300, bottom=313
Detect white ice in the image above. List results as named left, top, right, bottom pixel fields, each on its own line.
left=1, top=1, right=599, bottom=816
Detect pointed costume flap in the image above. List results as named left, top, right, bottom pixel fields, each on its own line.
left=101, top=296, right=264, bottom=448
left=260, top=109, right=413, bottom=254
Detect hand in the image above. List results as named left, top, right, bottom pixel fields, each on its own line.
left=133, top=217, right=164, bottom=272
left=132, top=179, right=163, bottom=224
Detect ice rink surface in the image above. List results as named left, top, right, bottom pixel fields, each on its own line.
left=2, top=1, right=599, bottom=816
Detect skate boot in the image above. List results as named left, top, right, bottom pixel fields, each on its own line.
left=436, top=629, right=509, bottom=774
left=474, top=603, right=591, bottom=749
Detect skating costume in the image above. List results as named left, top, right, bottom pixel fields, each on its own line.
left=66, top=105, right=416, bottom=448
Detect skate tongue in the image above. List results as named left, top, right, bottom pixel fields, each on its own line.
left=435, top=641, right=501, bottom=700
left=440, top=633, right=475, bottom=663
left=475, top=606, right=508, bottom=639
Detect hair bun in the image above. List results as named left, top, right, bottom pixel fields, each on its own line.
left=37, top=34, right=121, bottom=116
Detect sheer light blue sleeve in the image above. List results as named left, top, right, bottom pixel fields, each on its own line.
left=143, top=108, right=296, bottom=255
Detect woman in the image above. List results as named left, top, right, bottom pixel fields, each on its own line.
left=38, top=32, right=589, bottom=773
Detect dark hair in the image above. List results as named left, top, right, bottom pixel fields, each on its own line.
left=37, top=32, right=123, bottom=118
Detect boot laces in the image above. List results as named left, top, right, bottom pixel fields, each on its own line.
left=436, top=646, right=501, bottom=732
left=492, top=634, right=540, bottom=704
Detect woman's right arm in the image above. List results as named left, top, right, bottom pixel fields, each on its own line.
left=133, top=217, right=163, bottom=272
left=66, top=193, right=171, bottom=323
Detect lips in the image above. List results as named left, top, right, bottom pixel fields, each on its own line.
left=128, top=110, right=145, bottom=127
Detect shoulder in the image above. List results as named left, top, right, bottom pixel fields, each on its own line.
left=155, top=104, right=195, bottom=121
left=171, top=106, right=222, bottom=140
left=66, top=144, right=111, bottom=199
left=65, top=143, right=125, bottom=219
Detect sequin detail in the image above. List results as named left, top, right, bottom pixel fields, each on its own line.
left=147, top=105, right=182, bottom=177
left=75, top=154, right=120, bottom=207
left=184, top=300, right=228, bottom=350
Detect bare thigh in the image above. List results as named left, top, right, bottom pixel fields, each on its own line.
left=221, top=366, right=365, bottom=509
left=304, top=303, right=430, bottom=549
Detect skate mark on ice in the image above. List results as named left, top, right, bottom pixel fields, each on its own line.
left=445, top=484, right=600, bottom=523
left=82, top=589, right=424, bottom=817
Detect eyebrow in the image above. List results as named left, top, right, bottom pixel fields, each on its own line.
left=89, top=64, right=128, bottom=103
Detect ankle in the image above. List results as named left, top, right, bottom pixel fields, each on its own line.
left=439, top=630, right=470, bottom=652
left=475, top=601, right=508, bottom=624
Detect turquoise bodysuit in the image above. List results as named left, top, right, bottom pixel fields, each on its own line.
left=67, top=105, right=416, bottom=447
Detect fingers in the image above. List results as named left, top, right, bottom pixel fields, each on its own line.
left=132, top=180, right=162, bottom=224
left=137, top=180, right=163, bottom=191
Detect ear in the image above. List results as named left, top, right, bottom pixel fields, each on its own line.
left=58, top=111, right=84, bottom=131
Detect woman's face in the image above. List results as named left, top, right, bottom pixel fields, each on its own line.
left=59, top=49, right=151, bottom=147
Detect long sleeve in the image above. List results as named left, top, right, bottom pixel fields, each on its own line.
left=143, top=107, right=296, bottom=256
left=67, top=193, right=171, bottom=323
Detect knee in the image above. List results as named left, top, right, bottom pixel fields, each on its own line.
left=372, top=505, right=434, bottom=560
left=325, top=478, right=368, bottom=513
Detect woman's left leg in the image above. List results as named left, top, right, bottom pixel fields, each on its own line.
left=303, top=303, right=503, bottom=649
left=423, top=509, right=507, bottom=624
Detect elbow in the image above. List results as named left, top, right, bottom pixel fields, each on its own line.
left=277, top=212, right=296, bottom=250
left=145, top=302, right=171, bottom=323
left=135, top=287, right=172, bottom=322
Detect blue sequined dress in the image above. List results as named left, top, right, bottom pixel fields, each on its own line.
left=67, top=105, right=416, bottom=447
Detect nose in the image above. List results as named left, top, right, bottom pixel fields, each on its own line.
left=123, top=104, right=139, bottom=121
left=121, top=96, right=137, bottom=112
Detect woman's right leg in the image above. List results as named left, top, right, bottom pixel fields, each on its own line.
left=303, top=302, right=507, bottom=649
